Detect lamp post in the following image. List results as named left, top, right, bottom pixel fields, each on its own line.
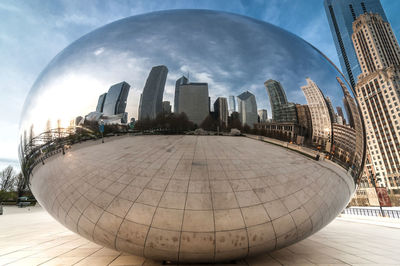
left=99, top=120, right=105, bottom=143
left=369, top=169, right=385, bottom=217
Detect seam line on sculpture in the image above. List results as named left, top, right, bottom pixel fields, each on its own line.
left=140, top=135, right=184, bottom=258
left=111, top=135, right=170, bottom=251
left=204, top=136, right=217, bottom=262
left=176, top=135, right=195, bottom=262
left=88, top=137, right=162, bottom=246
left=230, top=136, right=274, bottom=254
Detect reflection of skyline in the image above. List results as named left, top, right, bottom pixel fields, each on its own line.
left=20, top=10, right=354, bottom=138
left=139, top=65, right=168, bottom=120
left=17, top=10, right=365, bottom=183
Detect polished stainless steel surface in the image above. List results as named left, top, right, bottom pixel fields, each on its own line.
left=19, top=10, right=364, bottom=263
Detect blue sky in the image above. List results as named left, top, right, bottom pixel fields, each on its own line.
left=0, top=0, right=399, bottom=164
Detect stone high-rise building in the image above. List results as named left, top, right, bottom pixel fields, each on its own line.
left=214, top=97, right=229, bottom=127
left=301, top=78, right=332, bottom=147
left=139, top=65, right=168, bottom=120
left=337, top=77, right=364, bottom=170
left=325, top=96, right=337, bottom=123
left=336, top=106, right=346, bottom=125
left=237, top=91, right=258, bottom=128
left=295, top=104, right=313, bottom=144
left=174, top=76, right=188, bottom=113
left=258, top=109, right=268, bottom=123
left=324, top=0, right=388, bottom=88
left=352, top=13, right=400, bottom=188
left=178, top=83, right=209, bottom=125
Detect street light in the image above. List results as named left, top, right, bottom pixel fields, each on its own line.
left=99, top=120, right=105, bottom=143
left=369, top=169, right=385, bottom=217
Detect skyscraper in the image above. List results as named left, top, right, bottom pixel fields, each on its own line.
left=162, top=101, right=172, bottom=114
left=258, top=109, right=268, bottom=123
left=102, top=81, right=130, bottom=116
left=265, top=79, right=287, bottom=120
left=337, top=77, right=364, bottom=170
left=138, top=93, right=143, bottom=120
left=352, top=13, right=400, bottom=188
left=336, top=106, right=346, bottom=124
left=325, top=96, right=337, bottom=123
left=139, top=65, right=168, bottom=120
left=295, top=104, right=313, bottom=144
left=174, top=76, right=188, bottom=113
left=96, top=93, right=107, bottom=113
left=324, top=0, right=387, bottom=88
left=228, top=95, right=236, bottom=114
left=301, top=78, right=332, bottom=147
left=237, top=91, right=258, bottom=128
left=178, top=83, right=209, bottom=125
left=214, top=97, right=229, bottom=127
left=264, top=79, right=297, bottom=123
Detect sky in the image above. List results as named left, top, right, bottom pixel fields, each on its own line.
left=1, top=0, right=400, bottom=165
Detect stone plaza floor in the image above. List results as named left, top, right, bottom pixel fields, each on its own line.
left=0, top=206, right=399, bottom=265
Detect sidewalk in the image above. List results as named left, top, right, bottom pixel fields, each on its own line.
left=1, top=206, right=400, bottom=265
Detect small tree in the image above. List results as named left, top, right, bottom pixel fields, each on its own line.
left=242, top=124, right=251, bottom=133
left=0, top=166, right=16, bottom=192
left=16, top=172, right=27, bottom=198
left=228, top=112, right=242, bottom=130
left=200, top=114, right=219, bottom=131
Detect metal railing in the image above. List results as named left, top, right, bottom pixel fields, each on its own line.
left=342, top=207, right=400, bottom=219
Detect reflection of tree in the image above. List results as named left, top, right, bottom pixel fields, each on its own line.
left=0, top=166, right=15, bottom=192
left=228, top=112, right=242, bottom=131
left=200, top=114, right=219, bottom=131
left=134, top=112, right=195, bottom=133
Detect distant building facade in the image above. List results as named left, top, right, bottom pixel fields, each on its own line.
left=96, top=93, right=107, bottom=113
left=214, top=97, right=229, bottom=127
left=103, top=81, right=130, bottom=116
left=237, top=91, right=258, bottom=128
left=174, top=76, right=188, bottom=113
left=332, top=123, right=357, bottom=166
left=324, top=0, right=388, bottom=88
left=228, top=95, right=236, bottom=114
left=265, top=79, right=297, bottom=123
left=336, top=106, right=346, bottom=124
left=162, top=101, right=172, bottom=114
left=255, top=121, right=299, bottom=143
left=337, top=77, right=364, bottom=170
left=295, top=104, right=313, bottom=144
left=352, top=13, right=400, bottom=188
left=178, top=83, right=209, bottom=125
left=258, top=109, right=268, bottom=123
left=301, top=78, right=332, bottom=147
left=325, top=96, right=337, bottom=123
left=139, top=65, right=168, bottom=120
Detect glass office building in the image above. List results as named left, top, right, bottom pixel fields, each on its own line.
left=102, top=81, right=130, bottom=116
left=324, top=0, right=387, bottom=88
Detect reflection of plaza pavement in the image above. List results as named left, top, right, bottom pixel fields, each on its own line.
left=29, top=135, right=354, bottom=262
left=1, top=206, right=400, bottom=265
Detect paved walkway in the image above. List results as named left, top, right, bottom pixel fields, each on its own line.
left=0, top=207, right=399, bottom=265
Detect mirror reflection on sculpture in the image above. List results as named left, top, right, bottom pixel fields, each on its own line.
left=18, top=10, right=365, bottom=263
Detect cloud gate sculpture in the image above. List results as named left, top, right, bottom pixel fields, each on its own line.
left=19, top=10, right=365, bottom=263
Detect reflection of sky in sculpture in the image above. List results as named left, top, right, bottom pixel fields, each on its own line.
left=20, top=9, right=354, bottom=134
